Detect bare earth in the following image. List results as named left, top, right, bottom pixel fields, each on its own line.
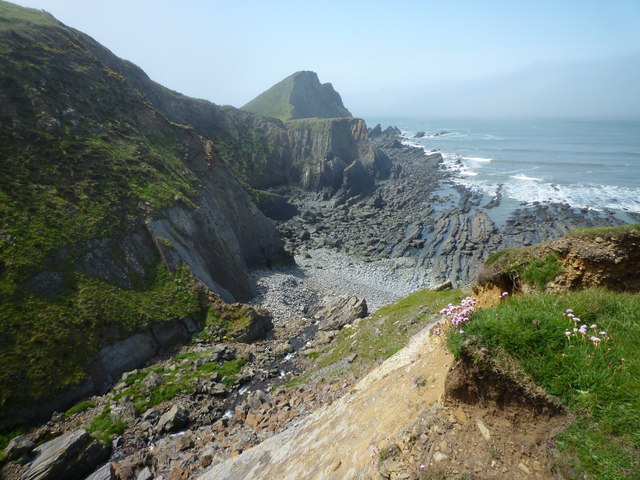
left=198, top=330, right=567, bottom=480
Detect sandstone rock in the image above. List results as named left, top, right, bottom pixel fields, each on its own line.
left=142, top=408, right=161, bottom=422
left=433, top=451, right=448, bottom=463
left=137, top=466, right=153, bottom=480
left=3, top=434, right=34, bottom=462
left=210, top=344, right=235, bottom=362
left=111, top=399, right=139, bottom=423
left=476, top=419, right=491, bottom=440
left=432, top=280, right=453, bottom=291
left=86, top=463, right=115, bottom=480
left=22, top=429, right=109, bottom=480
left=142, top=371, right=165, bottom=389
left=158, top=405, right=189, bottom=433
left=245, top=390, right=271, bottom=411
left=316, top=296, right=368, bottom=331
left=518, top=462, right=532, bottom=475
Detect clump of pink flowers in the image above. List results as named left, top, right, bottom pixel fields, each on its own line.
left=563, top=308, right=609, bottom=347
left=439, top=296, right=478, bottom=326
left=432, top=296, right=478, bottom=336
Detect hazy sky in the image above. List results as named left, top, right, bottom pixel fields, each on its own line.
left=11, top=0, right=640, bottom=118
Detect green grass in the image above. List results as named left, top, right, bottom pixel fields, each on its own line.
left=111, top=354, right=247, bottom=413
left=0, top=1, right=58, bottom=30
left=446, top=289, right=640, bottom=479
left=0, top=9, right=208, bottom=424
left=282, top=372, right=312, bottom=390
left=520, top=253, right=562, bottom=290
left=316, top=289, right=462, bottom=378
left=63, top=400, right=96, bottom=418
left=241, top=73, right=295, bottom=121
left=87, top=409, right=127, bottom=443
left=567, top=223, right=640, bottom=239
left=0, top=264, right=203, bottom=421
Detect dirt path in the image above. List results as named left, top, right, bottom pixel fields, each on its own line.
left=197, top=328, right=451, bottom=479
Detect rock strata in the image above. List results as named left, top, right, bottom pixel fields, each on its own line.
left=22, top=430, right=108, bottom=480
left=315, top=295, right=368, bottom=331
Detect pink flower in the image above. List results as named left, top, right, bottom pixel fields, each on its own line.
left=590, top=336, right=601, bottom=346
left=590, top=324, right=597, bottom=330
left=564, top=331, right=572, bottom=337
left=566, top=308, right=574, bottom=314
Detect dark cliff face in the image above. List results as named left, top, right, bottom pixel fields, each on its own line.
left=0, top=1, right=290, bottom=420
left=288, top=71, right=352, bottom=120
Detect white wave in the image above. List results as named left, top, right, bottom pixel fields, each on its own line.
left=510, top=174, right=542, bottom=182
left=462, top=156, right=492, bottom=163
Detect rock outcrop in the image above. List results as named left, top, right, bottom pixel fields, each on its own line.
left=475, top=224, right=640, bottom=301
left=22, top=430, right=109, bottom=480
left=315, top=296, right=368, bottom=331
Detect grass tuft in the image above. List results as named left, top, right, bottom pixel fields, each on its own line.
left=446, top=288, right=640, bottom=478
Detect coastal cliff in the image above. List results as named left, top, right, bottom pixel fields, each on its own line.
left=0, top=1, right=289, bottom=424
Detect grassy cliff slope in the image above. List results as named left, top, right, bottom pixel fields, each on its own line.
left=241, top=71, right=352, bottom=121
left=0, top=0, right=285, bottom=424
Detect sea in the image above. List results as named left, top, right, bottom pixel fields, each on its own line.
left=366, top=118, right=640, bottom=223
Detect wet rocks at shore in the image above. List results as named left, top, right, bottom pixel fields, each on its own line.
left=273, top=135, right=623, bottom=290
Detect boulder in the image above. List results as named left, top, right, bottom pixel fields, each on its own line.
left=137, top=466, right=153, bottom=480
left=210, top=344, right=235, bottom=362
left=208, top=302, right=274, bottom=343
left=142, top=371, right=165, bottom=389
left=22, top=429, right=109, bottom=480
left=110, top=399, right=139, bottom=423
left=342, top=160, right=374, bottom=197
left=158, top=404, right=189, bottom=433
left=4, top=434, right=35, bottom=462
left=86, top=463, right=116, bottom=480
left=315, top=296, right=368, bottom=331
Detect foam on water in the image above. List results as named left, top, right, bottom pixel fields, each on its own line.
left=396, top=121, right=640, bottom=214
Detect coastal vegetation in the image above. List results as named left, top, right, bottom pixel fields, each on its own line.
left=297, top=288, right=462, bottom=381
left=445, top=289, right=640, bottom=478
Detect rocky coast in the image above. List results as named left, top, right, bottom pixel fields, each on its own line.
left=2, top=129, right=627, bottom=480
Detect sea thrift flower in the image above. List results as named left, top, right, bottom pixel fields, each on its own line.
left=599, top=331, right=607, bottom=337
left=590, top=324, right=597, bottom=330
left=590, top=336, right=601, bottom=346
left=566, top=308, right=574, bottom=314
left=579, top=325, right=588, bottom=335
left=564, top=331, right=572, bottom=337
